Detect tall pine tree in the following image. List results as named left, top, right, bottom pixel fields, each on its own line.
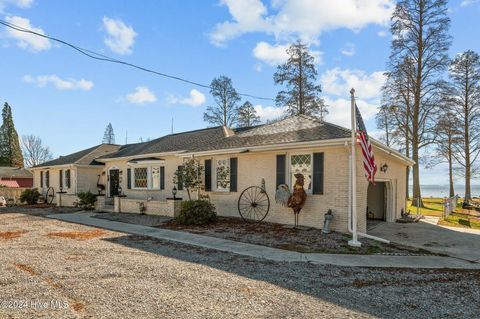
left=274, top=41, right=327, bottom=120
left=102, top=123, right=116, bottom=144
left=0, top=102, right=24, bottom=167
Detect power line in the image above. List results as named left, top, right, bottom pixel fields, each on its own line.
left=0, top=19, right=275, bottom=101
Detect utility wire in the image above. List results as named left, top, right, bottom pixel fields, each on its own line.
left=0, top=19, right=275, bottom=101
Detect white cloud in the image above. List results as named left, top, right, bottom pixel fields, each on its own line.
left=377, top=30, right=388, bottom=37
left=253, top=104, right=287, bottom=122
left=324, top=97, right=378, bottom=128
left=210, top=0, right=394, bottom=46
left=252, top=41, right=323, bottom=66
left=321, top=68, right=386, bottom=100
left=126, top=86, right=157, bottom=105
left=102, top=17, right=137, bottom=55
left=0, top=0, right=33, bottom=11
left=23, top=74, right=93, bottom=91
left=461, top=0, right=480, bottom=7
left=4, top=16, right=51, bottom=51
left=168, top=89, right=206, bottom=107
left=340, top=42, right=355, bottom=56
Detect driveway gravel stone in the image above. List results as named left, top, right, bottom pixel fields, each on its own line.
left=1, top=210, right=479, bottom=318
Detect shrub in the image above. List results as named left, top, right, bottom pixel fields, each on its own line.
left=77, top=191, right=97, bottom=210
left=176, top=200, right=217, bottom=225
left=20, top=188, right=41, bottom=205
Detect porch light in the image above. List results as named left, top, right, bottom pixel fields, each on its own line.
left=380, top=163, right=388, bottom=173
left=172, top=186, right=177, bottom=199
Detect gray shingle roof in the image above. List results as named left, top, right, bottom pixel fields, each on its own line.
left=99, top=126, right=227, bottom=159
left=34, top=144, right=120, bottom=168
left=100, top=115, right=351, bottom=159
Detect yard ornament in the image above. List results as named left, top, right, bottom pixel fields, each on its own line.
left=275, top=173, right=307, bottom=227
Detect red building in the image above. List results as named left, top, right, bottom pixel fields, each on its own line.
left=0, top=167, right=33, bottom=188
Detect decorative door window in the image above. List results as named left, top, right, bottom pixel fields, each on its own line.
left=134, top=167, right=148, bottom=188
left=290, top=154, right=312, bottom=191
left=215, top=159, right=230, bottom=191
left=151, top=167, right=161, bottom=189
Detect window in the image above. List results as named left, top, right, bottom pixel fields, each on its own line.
left=134, top=167, right=148, bottom=188
left=45, top=171, right=50, bottom=188
left=131, top=166, right=164, bottom=189
left=290, top=154, right=312, bottom=191
left=65, top=170, right=71, bottom=188
left=215, top=158, right=230, bottom=191
left=151, top=167, right=161, bottom=189
left=40, top=171, right=44, bottom=188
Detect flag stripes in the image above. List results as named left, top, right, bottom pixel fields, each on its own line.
left=355, top=104, right=377, bottom=184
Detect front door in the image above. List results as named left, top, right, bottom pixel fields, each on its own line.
left=109, top=169, right=120, bottom=197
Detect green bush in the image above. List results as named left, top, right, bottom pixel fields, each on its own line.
left=176, top=200, right=217, bottom=225
left=77, top=191, right=97, bottom=210
left=20, top=188, right=41, bottom=205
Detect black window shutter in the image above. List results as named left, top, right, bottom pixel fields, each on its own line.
left=46, top=171, right=50, bottom=187
left=66, top=170, right=71, bottom=188
left=127, top=168, right=131, bottom=189
left=276, top=155, right=286, bottom=187
left=59, top=170, right=63, bottom=188
left=40, top=171, right=43, bottom=188
left=160, top=166, right=165, bottom=190
left=204, top=159, right=212, bottom=192
left=177, top=166, right=183, bottom=190
left=230, top=157, right=237, bottom=192
left=312, top=152, right=324, bottom=195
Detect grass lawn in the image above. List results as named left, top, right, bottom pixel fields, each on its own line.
left=407, top=197, right=480, bottom=230
left=406, top=197, right=446, bottom=217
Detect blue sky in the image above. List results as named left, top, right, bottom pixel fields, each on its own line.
left=0, top=0, right=479, bottom=185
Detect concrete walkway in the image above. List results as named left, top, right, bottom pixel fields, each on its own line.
left=369, top=218, right=480, bottom=263
left=47, top=212, right=480, bottom=269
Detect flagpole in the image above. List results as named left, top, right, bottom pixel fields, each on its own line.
left=349, top=88, right=361, bottom=247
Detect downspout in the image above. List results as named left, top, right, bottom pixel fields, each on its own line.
left=346, top=142, right=390, bottom=244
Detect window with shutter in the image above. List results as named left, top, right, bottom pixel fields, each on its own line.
left=230, top=158, right=237, bottom=192
left=312, top=153, right=324, bottom=195
left=204, top=160, right=212, bottom=192
left=276, top=155, right=286, bottom=187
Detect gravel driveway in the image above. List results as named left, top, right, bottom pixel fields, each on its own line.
left=1, top=210, right=479, bottom=318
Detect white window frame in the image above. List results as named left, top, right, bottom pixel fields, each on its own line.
left=213, top=157, right=231, bottom=192
left=130, top=165, right=164, bottom=190
left=63, top=169, right=71, bottom=189
left=288, top=152, right=313, bottom=194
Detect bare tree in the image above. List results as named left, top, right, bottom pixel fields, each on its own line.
left=21, top=134, right=53, bottom=167
left=237, top=101, right=260, bottom=127
left=447, top=50, right=480, bottom=201
left=203, top=76, right=241, bottom=127
left=274, top=41, right=327, bottom=120
left=387, top=0, right=451, bottom=206
left=428, top=112, right=462, bottom=198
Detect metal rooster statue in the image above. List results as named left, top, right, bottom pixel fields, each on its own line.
left=275, top=173, right=307, bottom=227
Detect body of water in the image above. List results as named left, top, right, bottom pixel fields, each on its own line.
left=408, top=185, right=480, bottom=198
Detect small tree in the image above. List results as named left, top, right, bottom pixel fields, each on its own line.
left=102, top=123, right=116, bottom=144
left=203, top=76, right=241, bottom=127
left=237, top=101, right=260, bottom=127
left=173, top=158, right=204, bottom=200
left=274, top=40, right=327, bottom=120
left=0, top=102, right=24, bottom=167
left=21, top=134, right=53, bottom=167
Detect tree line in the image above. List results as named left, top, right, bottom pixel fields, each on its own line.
left=376, top=0, right=479, bottom=205
left=203, top=41, right=327, bottom=128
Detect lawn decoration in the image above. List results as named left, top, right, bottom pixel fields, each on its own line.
left=275, top=173, right=307, bottom=227
left=238, top=185, right=270, bottom=223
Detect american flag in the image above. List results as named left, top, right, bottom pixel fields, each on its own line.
left=355, top=104, right=377, bottom=184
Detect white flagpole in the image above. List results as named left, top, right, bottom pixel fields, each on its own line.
left=349, top=88, right=361, bottom=247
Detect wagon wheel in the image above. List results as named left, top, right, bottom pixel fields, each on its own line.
left=238, top=186, right=270, bottom=223
left=45, top=187, right=55, bottom=204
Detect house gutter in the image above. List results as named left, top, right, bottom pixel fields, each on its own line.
left=346, top=142, right=390, bottom=244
